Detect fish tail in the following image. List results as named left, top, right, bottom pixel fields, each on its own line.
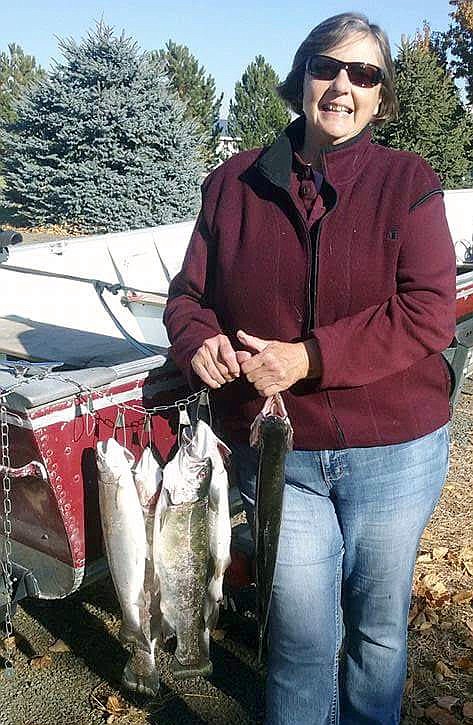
left=170, top=655, right=213, bottom=681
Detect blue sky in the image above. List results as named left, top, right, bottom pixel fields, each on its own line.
left=1, top=1, right=455, bottom=114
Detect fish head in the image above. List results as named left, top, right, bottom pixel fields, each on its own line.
left=249, top=394, right=294, bottom=451
left=192, top=420, right=231, bottom=466
left=134, top=446, right=162, bottom=508
left=96, top=438, right=135, bottom=483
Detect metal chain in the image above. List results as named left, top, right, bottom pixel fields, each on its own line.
left=1, top=400, right=15, bottom=675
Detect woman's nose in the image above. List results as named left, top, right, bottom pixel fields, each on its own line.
left=330, top=68, right=351, bottom=92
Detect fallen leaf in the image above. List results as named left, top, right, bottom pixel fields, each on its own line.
left=409, top=602, right=421, bottom=625
left=465, top=619, right=473, bottom=634
left=105, top=695, right=126, bottom=715
left=210, top=629, right=226, bottom=641
left=432, top=547, right=449, bottom=560
left=48, top=638, right=70, bottom=653
left=2, top=635, right=16, bottom=653
left=463, top=702, right=473, bottom=720
left=419, top=621, right=433, bottom=631
left=440, top=621, right=454, bottom=630
left=434, top=661, right=455, bottom=678
left=425, top=704, right=461, bottom=724
left=460, top=547, right=473, bottom=562
left=30, top=654, right=52, bottom=669
left=412, top=611, right=427, bottom=627
left=465, top=560, right=473, bottom=576
left=418, top=553, right=433, bottom=564
left=404, top=675, right=414, bottom=696
left=425, top=608, right=440, bottom=624
left=452, top=589, right=473, bottom=604
left=437, top=696, right=460, bottom=711
left=455, top=656, right=473, bottom=671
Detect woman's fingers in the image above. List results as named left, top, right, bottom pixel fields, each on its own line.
left=191, top=334, right=241, bottom=387
left=217, top=336, right=240, bottom=377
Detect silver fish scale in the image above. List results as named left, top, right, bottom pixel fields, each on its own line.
left=159, top=496, right=210, bottom=668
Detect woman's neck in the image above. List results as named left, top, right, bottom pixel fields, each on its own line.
left=300, top=125, right=326, bottom=169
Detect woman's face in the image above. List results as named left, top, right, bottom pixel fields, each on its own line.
left=302, top=33, right=383, bottom=146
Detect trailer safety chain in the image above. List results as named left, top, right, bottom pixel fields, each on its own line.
left=1, top=400, right=15, bottom=676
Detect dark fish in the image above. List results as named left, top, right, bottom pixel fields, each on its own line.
left=153, top=424, right=213, bottom=680
left=250, top=393, right=293, bottom=663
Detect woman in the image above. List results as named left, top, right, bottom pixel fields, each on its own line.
left=164, top=12, right=456, bottom=725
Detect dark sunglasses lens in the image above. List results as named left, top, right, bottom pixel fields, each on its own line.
left=349, top=64, right=380, bottom=87
left=307, top=56, right=383, bottom=87
left=307, top=56, right=339, bottom=80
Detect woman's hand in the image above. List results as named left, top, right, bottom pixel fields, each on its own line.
left=191, top=334, right=241, bottom=389
left=236, top=330, right=321, bottom=397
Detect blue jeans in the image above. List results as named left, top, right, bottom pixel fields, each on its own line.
left=231, top=424, right=449, bottom=725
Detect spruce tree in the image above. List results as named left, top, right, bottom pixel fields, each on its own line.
left=0, top=43, right=45, bottom=125
left=153, top=41, right=222, bottom=169
left=0, top=23, right=204, bottom=232
left=375, top=33, right=473, bottom=189
left=228, top=55, right=290, bottom=150
left=445, top=0, right=473, bottom=105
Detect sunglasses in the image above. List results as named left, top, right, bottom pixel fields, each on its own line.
left=305, top=55, right=385, bottom=88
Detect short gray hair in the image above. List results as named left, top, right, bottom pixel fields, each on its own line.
left=277, top=12, right=398, bottom=125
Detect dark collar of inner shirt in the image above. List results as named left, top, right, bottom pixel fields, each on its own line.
left=293, top=150, right=323, bottom=192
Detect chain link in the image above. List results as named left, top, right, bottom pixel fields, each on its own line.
left=1, top=399, right=15, bottom=675
left=0, top=370, right=208, bottom=677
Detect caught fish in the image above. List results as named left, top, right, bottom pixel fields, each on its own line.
left=250, top=393, right=293, bottom=663
left=194, top=420, right=232, bottom=630
left=96, top=438, right=149, bottom=652
left=153, top=421, right=217, bottom=680
left=121, top=445, right=163, bottom=697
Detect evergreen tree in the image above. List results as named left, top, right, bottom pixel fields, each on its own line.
left=0, top=23, right=204, bottom=232
left=153, top=41, right=222, bottom=169
left=445, top=0, right=473, bottom=105
left=375, top=32, right=473, bottom=189
left=228, top=55, right=290, bottom=150
left=0, top=43, right=45, bottom=125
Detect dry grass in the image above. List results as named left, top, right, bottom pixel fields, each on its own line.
left=402, top=389, right=473, bottom=724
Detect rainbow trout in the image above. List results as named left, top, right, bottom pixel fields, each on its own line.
left=122, top=446, right=162, bottom=697
left=153, top=422, right=212, bottom=679
left=96, top=438, right=149, bottom=652
left=250, top=393, right=293, bottom=663
left=153, top=420, right=232, bottom=679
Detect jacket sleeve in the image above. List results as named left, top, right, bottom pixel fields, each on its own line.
left=163, top=184, right=223, bottom=389
left=312, top=192, right=457, bottom=390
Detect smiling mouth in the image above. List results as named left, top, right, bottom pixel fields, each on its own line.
left=320, top=103, right=353, bottom=114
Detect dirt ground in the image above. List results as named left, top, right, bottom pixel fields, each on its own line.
left=1, top=389, right=473, bottom=725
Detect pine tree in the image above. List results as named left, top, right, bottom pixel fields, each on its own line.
left=375, top=32, right=473, bottom=189
left=228, top=55, right=290, bottom=151
left=0, top=23, right=204, bottom=232
left=445, top=0, right=473, bottom=105
left=153, top=41, right=222, bottom=169
left=0, top=43, right=45, bottom=125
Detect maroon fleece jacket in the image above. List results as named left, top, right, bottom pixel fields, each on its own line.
left=164, top=118, right=456, bottom=450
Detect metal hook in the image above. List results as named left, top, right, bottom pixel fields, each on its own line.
left=177, top=402, right=191, bottom=446
left=112, top=408, right=127, bottom=449
left=85, top=396, right=96, bottom=437
left=140, top=413, right=153, bottom=449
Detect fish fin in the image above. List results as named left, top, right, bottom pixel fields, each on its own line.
left=170, top=655, right=212, bottom=681
left=118, top=622, right=152, bottom=653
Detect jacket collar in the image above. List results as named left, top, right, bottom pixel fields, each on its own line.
left=254, top=114, right=374, bottom=190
